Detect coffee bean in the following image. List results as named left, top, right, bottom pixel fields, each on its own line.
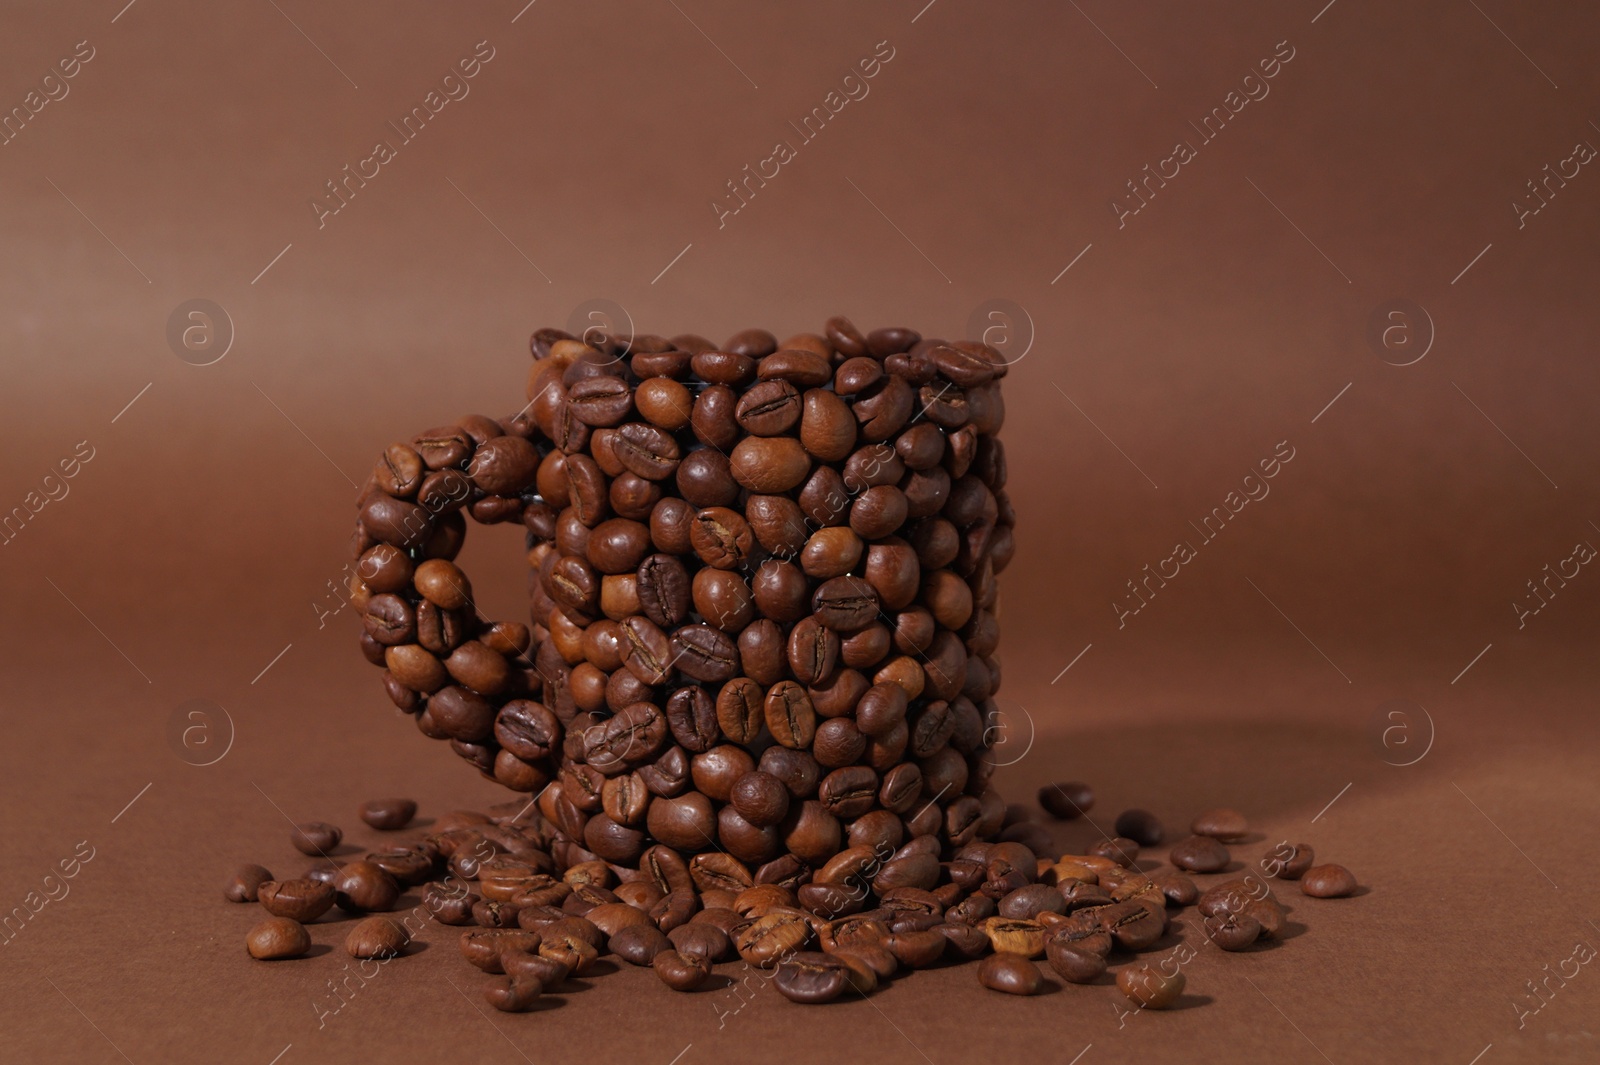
left=1301, top=863, right=1357, bottom=898
left=612, top=422, right=681, bottom=481
left=671, top=623, right=740, bottom=683
left=730, top=771, right=790, bottom=828
left=1118, top=964, right=1185, bottom=1009
left=1085, top=837, right=1138, bottom=868
left=1169, top=835, right=1230, bottom=873
left=246, top=917, right=310, bottom=960
left=610, top=922, right=672, bottom=965
left=690, top=507, right=754, bottom=570
left=289, top=822, right=342, bottom=856
left=735, top=379, right=802, bottom=436
left=335, top=861, right=401, bottom=913
left=1045, top=938, right=1107, bottom=983
left=485, top=975, right=544, bottom=1012
left=774, top=951, right=851, bottom=1003
left=1273, top=842, right=1315, bottom=880
left=258, top=879, right=336, bottom=922
left=1203, top=911, right=1261, bottom=951
left=653, top=948, right=710, bottom=990
left=1040, top=782, right=1094, bottom=820
left=978, top=952, right=1043, bottom=995
left=730, top=436, right=810, bottom=492
left=764, top=681, right=817, bottom=749
left=1191, top=807, right=1249, bottom=842
left=800, top=389, right=857, bottom=462
left=357, top=798, right=417, bottom=832
left=1115, top=808, right=1165, bottom=847
left=224, top=864, right=273, bottom=903
left=693, top=568, right=754, bottom=633
left=345, top=916, right=408, bottom=958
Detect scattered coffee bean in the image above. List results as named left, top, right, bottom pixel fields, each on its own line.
left=1088, top=837, right=1140, bottom=867
left=335, top=861, right=401, bottom=913
left=1115, top=809, right=1164, bottom=846
left=224, top=864, right=273, bottom=903
left=257, top=878, right=335, bottom=922
left=290, top=822, right=342, bottom=856
left=345, top=916, right=408, bottom=959
left=774, top=951, right=851, bottom=1003
left=1117, top=964, right=1185, bottom=1009
left=360, top=798, right=418, bottom=831
left=1169, top=835, right=1230, bottom=873
left=1274, top=842, right=1315, bottom=880
left=978, top=952, right=1043, bottom=995
left=1190, top=807, right=1249, bottom=842
left=246, top=917, right=310, bottom=960
left=1301, top=863, right=1357, bottom=898
left=1046, top=938, right=1108, bottom=983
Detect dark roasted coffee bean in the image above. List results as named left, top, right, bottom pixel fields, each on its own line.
left=612, top=422, right=681, bottom=481
left=666, top=686, right=720, bottom=753
left=758, top=348, right=831, bottom=388
left=1191, top=807, right=1249, bottom=842
left=224, top=864, right=273, bottom=903
left=1088, top=837, right=1140, bottom=868
left=636, top=553, right=691, bottom=629
left=676, top=448, right=739, bottom=508
left=610, top=922, right=672, bottom=965
left=978, top=952, right=1042, bottom=995
left=1170, top=835, right=1230, bottom=873
left=1115, top=808, right=1164, bottom=846
left=485, top=975, right=544, bottom=1012
left=672, top=624, right=740, bottom=683
left=290, top=822, right=341, bottom=856
left=1036, top=780, right=1100, bottom=818
left=619, top=616, right=673, bottom=685
left=1271, top=842, right=1315, bottom=880
left=690, top=507, right=754, bottom=570
left=647, top=792, right=717, bottom=852
left=690, top=745, right=755, bottom=803
left=693, top=568, right=754, bottom=633
left=257, top=878, right=334, bottom=922
left=1301, top=863, right=1357, bottom=898
left=812, top=718, right=866, bottom=768
left=800, top=389, right=856, bottom=462
left=786, top=617, right=839, bottom=687
left=817, top=766, right=878, bottom=819
left=567, top=375, right=634, bottom=427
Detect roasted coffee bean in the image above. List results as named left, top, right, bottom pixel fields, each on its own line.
left=730, top=771, right=791, bottom=828
left=257, top=878, right=335, bottom=922
left=1115, top=809, right=1165, bottom=847
left=653, top=949, right=711, bottom=990
left=982, top=917, right=1047, bottom=958
left=801, top=527, right=864, bottom=580
left=647, top=792, right=717, bottom=852
left=1272, top=842, right=1315, bottom=880
left=1191, top=807, right=1249, bottom=842
left=676, top=448, right=739, bottom=508
left=999, top=884, right=1068, bottom=920
left=693, top=568, right=754, bottom=633
left=359, top=798, right=417, bottom=831
left=735, top=910, right=812, bottom=967
left=1170, top=835, right=1230, bottom=873
left=290, top=822, right=342, bottom=856
left=612, top=422, right=681, bottom=480
left=1088, top=837, right=1140, bottom=868
left=729, top=436, right=811, bottom=493
left=786, top=617, right=839, bottom=687
left=363, top=594, right=415, bottom=646
left=635, top=377, right=693, bottom=429
left=636, top=553, right=691, bottom=629
left=691, top=745, right=756, bottom=803
left=672, top=624, right=740, bottom=683
left=619, top=616, right=673, bottom=685
left=1152, top=873, right=1200, bottom=907
left=610, top=922, right=672, bottom=965
left=812, top=576, right=880, bottom=633
left=690, top=507, right=754, bottom=570
left=1118, top=964, right=1185, bottom=1009
left=1204, top=911, right=1261, bottom=951
left=336, top=861, right=401, bottom=913
left=346, top=916, right=408, bottom=959
left=1045, top=938, right=1107, bottom=983
left=1301, top=863, right=1357, bottom=898
left=774, top=952, right=850, bottom=1003
left=246, top=917, right=311, bottom=960
left=760, top=747, right=822, bottom=799
left=736, top=379, right=802, bottom=436
left=368, top=847, right=436, bottom=887
left=224, top=864, right=273, bottom=903
left=978, top=952, right=1043, bottom=995
left=485, top=975, right=544, bottom=1012
left=764, top=681, right=817, bottom=749
left=666, top=686, right=720, bottom=753
left=568, top=375, right=634, bottom=426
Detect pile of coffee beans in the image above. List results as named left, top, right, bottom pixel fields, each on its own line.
left=227, top=789, right=1361, bottom=1012
left=348, top=319, right=1015, bottom=882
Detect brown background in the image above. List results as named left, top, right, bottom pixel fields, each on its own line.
left=2, top=1, right=1597, bottom=1062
